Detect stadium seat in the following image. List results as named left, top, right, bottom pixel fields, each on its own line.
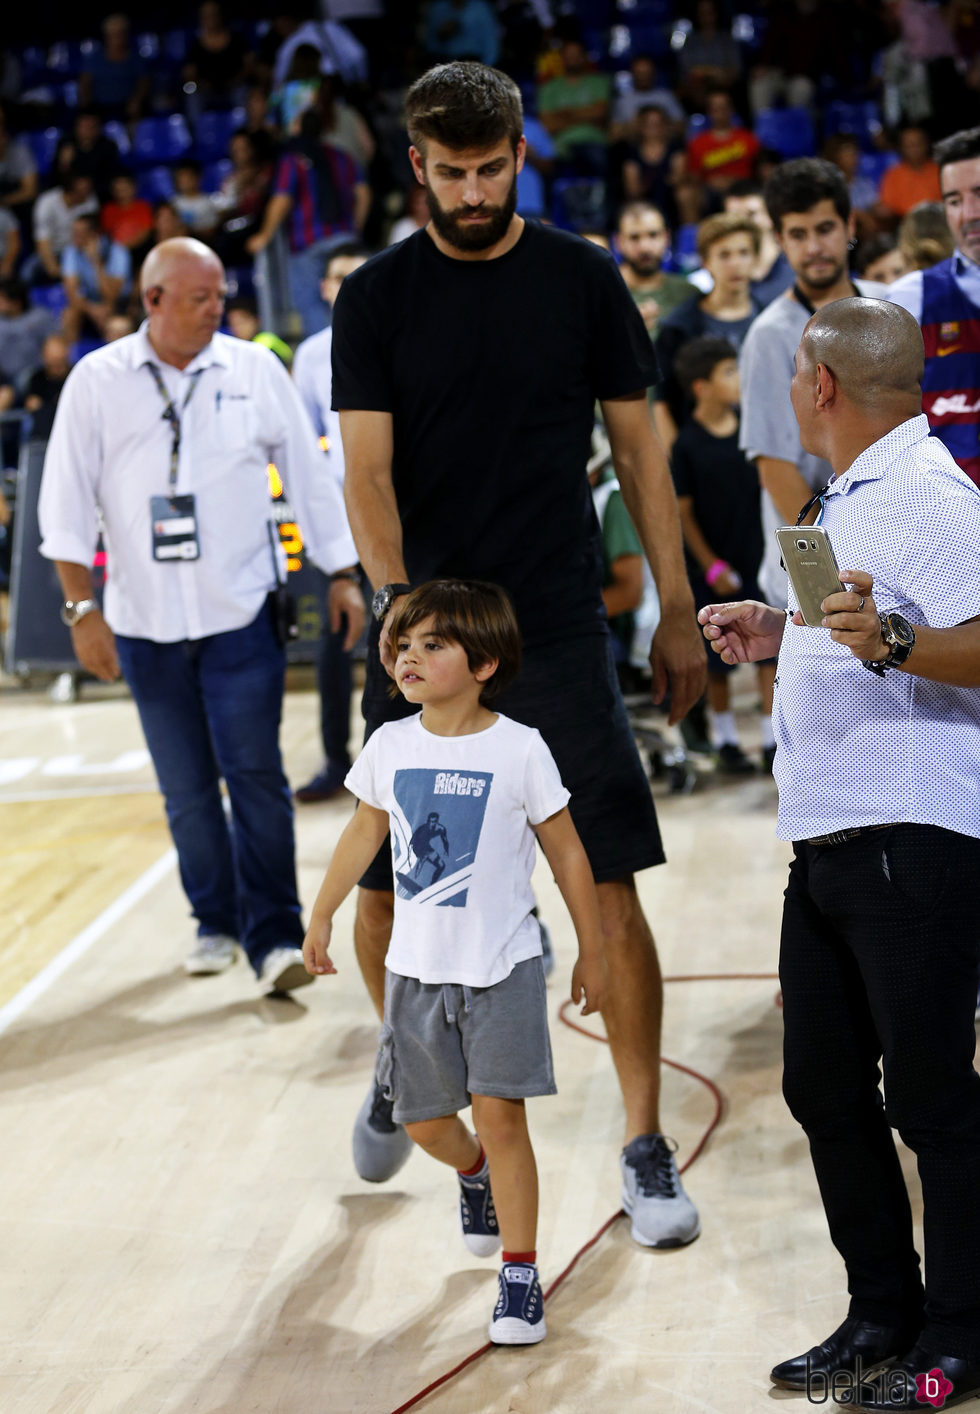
left=194, top=108, right=245, bottom=162
left=859, top=150, right=899, bottom=186
left=202, top=158, right=232, bottom=193
left=754, top=107, right=816, bottom=159
left=137, top=165, right=176, bottom=203
left=550, top=177, right=607, bottom=233
left=103, top=120, right=131, bottom=156
left=30, top=285, right=69, bottom=316
left=825, top=100, right=883, bottom=151
left=133, top=114, right=192, bottom=166
left=23, top=128, right=61, bottom=175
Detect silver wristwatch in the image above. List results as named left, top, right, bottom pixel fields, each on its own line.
left=60, top=599, right=99, bottom=627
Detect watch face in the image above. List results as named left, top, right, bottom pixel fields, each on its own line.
left=371, top=587, right=390, bottom=621
left=885, top=614, right=915, bottom=648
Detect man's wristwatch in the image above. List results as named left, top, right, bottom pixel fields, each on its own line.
left=862, top=611, right=916, bottom=675
left=60, top=599, right=99, bottom=627
left=371, top=582, right=411, bottom=623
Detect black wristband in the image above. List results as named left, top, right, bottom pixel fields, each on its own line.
left=330, top=569, right=361, bottom=583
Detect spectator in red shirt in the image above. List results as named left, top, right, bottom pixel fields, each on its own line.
left=686, top=90, right=761, bottom=197
left=101, top=171, right=155, bottom=265
left=876, top=124, right=942, bottom=222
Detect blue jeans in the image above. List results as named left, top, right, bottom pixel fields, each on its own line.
left=315, top=569, right=353, bottom=768
left=115, top=600, right=303, bottom=972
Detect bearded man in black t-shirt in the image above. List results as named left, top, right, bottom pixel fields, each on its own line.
left=331, top=61, right=707, bottom=1250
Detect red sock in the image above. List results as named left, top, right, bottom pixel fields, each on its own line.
left=502, top=1251, right=536, bottom=1265
left=458, top=1145, right=486, bottom=1178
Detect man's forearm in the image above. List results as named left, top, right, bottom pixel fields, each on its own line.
left=54, top=561, right=95, bottom=601
left=757, top=455, right=814, bottom=525
left=895, top=621, right=980, bottom=688
left=343, top=465, right=407, bottom=590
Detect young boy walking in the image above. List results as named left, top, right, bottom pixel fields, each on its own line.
left=670, top=336, right=776, bottom=772
left=302, top=579, right=608, bottom=1345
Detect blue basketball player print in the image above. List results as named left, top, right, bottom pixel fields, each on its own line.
left=390, top=767, right=493, bottom=908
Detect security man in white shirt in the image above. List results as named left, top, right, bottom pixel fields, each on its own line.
left=700, top=298, right=980, bottom=1411
left=38, top=237, right=365, bottom=993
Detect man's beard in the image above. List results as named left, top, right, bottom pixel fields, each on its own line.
left=799, top=254, right=848, bottom=291
left=423, top=173, right=518, bottom=252
left=623, top=253, right=661, bottom=278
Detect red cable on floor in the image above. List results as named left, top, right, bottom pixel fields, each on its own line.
left=388, top=971, right=778, bottom=1414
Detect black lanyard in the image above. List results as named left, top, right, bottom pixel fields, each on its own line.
left=795, top=479, right=833, bottom=526
left=147, top=362, right=204, bottom=493
left=791, top=279, right=861, bottom=317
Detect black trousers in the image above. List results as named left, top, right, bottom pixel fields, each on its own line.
left=780, top=824, right=980, bottom=1361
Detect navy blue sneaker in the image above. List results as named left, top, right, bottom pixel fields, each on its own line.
left=458, top=1158, right=500, bottom=1257
left=488, top=1263, right=547, bottom=1345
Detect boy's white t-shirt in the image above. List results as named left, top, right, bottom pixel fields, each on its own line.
left=345, top=712, right=570, bottom=987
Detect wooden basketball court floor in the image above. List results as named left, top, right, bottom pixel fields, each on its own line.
left=0, top=665, right=930, bottom=1414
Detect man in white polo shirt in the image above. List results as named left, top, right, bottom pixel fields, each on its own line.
left=38, top=237, right=364, bottom=992
left=701, top=298, right=980, bottom=1411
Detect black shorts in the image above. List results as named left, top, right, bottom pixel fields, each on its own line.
left=358, top=629, right=665, bottom=890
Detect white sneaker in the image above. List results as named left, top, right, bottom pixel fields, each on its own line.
left=185, top=933, right=238, bottom=975
left=258, top=946, right=314, bottom=994
left=620, top=1134, right=701, bottom=1249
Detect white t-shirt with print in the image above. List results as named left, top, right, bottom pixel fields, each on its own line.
left=345, top=712, right=570, bottom=987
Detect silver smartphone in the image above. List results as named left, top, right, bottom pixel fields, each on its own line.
left=774, top=525, right=842, bottom=627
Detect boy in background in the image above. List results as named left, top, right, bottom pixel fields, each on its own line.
left=671, top=337, right=775, bottom=773
left=303, top=579, right=607, bottom=1345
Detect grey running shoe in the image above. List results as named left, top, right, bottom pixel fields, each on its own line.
left=620, top=1134, right=701, bottom=1248
left=352, top=1078, right=413, bottom=1183
left=258, top=946, right=314, bottom=994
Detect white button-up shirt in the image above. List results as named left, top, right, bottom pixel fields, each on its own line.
left=774, top=415, right=980, bottom=841
left=292, top=324, right=345, bottom=489
left=39, top=324, right=357, bottom=643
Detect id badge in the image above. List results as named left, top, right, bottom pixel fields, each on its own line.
left=151, top=494, right=200, bottom=562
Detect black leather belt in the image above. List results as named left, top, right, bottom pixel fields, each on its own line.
left=804, top=824, right=893, bottom=848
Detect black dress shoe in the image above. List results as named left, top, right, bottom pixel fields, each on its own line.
left=770, top=1316, right=913, bottom=1391
left=835, top=1344, right=980, bottom=1410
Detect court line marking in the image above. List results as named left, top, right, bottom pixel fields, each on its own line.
left=0, top=847, right=177, bottom=1038
left=0, top=784, right=160, bottom=804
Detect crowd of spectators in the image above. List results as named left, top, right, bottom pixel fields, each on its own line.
left=0, top=0, right=972, bottom=580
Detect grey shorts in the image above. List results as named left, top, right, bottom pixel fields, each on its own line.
left=377, top=956, right=557, bottom=1125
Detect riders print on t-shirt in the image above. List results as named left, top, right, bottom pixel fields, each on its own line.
left=391, top=767, right=493, bottom=908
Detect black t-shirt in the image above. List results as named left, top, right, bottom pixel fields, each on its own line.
left=331, top=221, right=658, bottom=657
left=670, top=418, right=763, bottom=587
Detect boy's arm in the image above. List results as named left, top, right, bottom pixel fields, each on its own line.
left=303, top=802, right=390, bottom=974
left=677, top=495, right=742, bottom=596
left=533, top=806, right=608, bottom=1015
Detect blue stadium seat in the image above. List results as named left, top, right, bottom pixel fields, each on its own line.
left=136, top=32, right=160, bottom=61
left=23, top=128, right=61, bottom=175
left=162, top=29, right=193, bottom=65
left=133, top=115, right=192, bottom=166
left=825, top=100, right=883, bottom=151
left=754, top=107, right=816, bottom=159
left=550, top=177, right=607, bottom=233
left=70, top=337, right=104, bottom=361
left=859, top=150, right=899, bottom=186
left=30, top=285, right=69, bottom=316
left=194, top=108, right=245, bottom=162
left=686, top=112, right=709, bottom=140
left=103, top=120, right=131, bottom=157
left=137, top=165, right=176, bottom=202
left=202, top=158, right=232, bottom=193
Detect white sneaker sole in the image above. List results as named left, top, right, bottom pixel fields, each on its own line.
left=621, top=1189, right=701, bottom=1249
left=488, top=1315, right=547, bottom=1345
left=263, top=960, right=314, bottom=993
left=184, top=948, right=237, bottom=976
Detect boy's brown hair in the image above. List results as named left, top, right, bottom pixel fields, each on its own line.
left=405, top=62, right=523, bottom=159
left=387, top=580, right=522, bottom=705
left=696, top=211, right=761, bottom=263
